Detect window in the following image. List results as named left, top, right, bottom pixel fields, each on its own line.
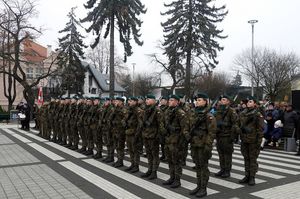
left=91, top=88, right=97, bottom=94
left=26, top=68, right=33, bottom=79
left=89, top=75, right=93, bottom=87
left=35, top=67, right=43, bottom=78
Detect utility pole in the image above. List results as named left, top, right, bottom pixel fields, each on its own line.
left=248, top=19, right=258, bottom=97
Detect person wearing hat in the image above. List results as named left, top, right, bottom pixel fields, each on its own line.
left=140, top=94, right=161, bottom=180
left=124, top=96, right=144, bottom=173
left=188, top=92, right=216, bottom=197
left=239, top=96, right=264, bottom=186
left=162, top=94, right=189, bottom=188
left=79, top=98, right=93, bottom=154
left=107, top=96, right=127, bottom=167
left=214, top=94, right=239, bottom=178
left=159, top=96, right=169, bottom=161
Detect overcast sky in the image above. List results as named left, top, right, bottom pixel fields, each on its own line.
left=34, top=0, right=300, bottom=86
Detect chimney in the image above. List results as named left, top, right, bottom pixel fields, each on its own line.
left=47, top=45, right=52, bottom=57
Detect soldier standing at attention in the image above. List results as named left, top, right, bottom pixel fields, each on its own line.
left=89, top=97, right=101, bottom=158
left=77, top=98, right=87, bottom=153
left=109, top=97, right=127, bottom=168
left=141, top=95, right=162, bottom=180
left=93, top=97, right=104, bottom=159
left=159, top=96, right=168, bottom=161
left=83, top=98, right=95, bottom=156
left=215, top=95, right=239, bottom=178
left=67, top=97, right=78, bottom=149
left=162, top=95, right=189, bottom=188
left=239, top=96, right=264, bottom=186
left=102, top=98, right=115, bottom=163
left=189, top=93, right=216, bottom=198
left=124, top=97, right=144, bottom=173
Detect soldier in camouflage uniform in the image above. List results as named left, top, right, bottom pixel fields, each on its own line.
left=62, top=97, right=71, bottom=146
left=140, top=95, right=162, bottom=180
left=102, top=98, right=115, bottom=163
left=67, top=97, right=78, bottom=149
left=124, top=97, right=144, bottom=173
left=239, top=96, right=264, bottom=186
left=162, top=95, right=189, bottom=188
left=39, top=102, right=48, bottom=138
left=83, top=98, right=94, bottom=155
left=178, top=94, right=191, bottom=166
left=215, top=95, right=239, bottom=178
left=189, top=93, right=217, bottom=198
left=77, top=98, right=88, bottom=153
left=51, top=99, right=60, bottom=143
left=57, top=98, right=65, bottom=144
left=159, top=96, right=168, bottom=161
left=108, top=97, right=127, bottom=167
left=88, top=97, right=100, bottom=157
left=92, top=97, right=104, bottom=159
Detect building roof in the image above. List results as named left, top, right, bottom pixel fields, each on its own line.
left=82, top=61, right=126, bottom=93
left=22, top=39, right=47, bottom=62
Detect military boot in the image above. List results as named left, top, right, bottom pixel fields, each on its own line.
left=189, top=179, right=200, bottom=195
left=239, top=176, right=249, bottom=184
left=78, top=146, right=86, bottom=153
left=148, top=171, right=157, bottom=180
left=84, top=149, right=93, bottom=156
left=141, top=170, right=152, bottom=178
left=130, top=165, right=139, bottom=173
left=248, top=176, right=255, bottom=186
left=221, top=170, right=230, bottom=178
left=162, top=176, right=175, bottom=185
left=70, top=145, right=78, bottom=150
left=93, top=152, right=102, bottom=159
left=125, top=163, right=134, bottom=172
left=196, top=188, right=207, bottom=198
left=170, top=176, right=181, bottom=188
left=104, top=155, right=114, bottom=163
left=214, top=169, right=224, bottom=177
left=113, top=160, right=124, bottom=168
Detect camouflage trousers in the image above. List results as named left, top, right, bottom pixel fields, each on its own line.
left=241, top=140, right=261, bottom=177
left=92, top=128, right=102, bottom=152
left=216, top=136, right=234, bottom=172
left=165, top=142, right=184, bottom=179
left=191, top=146, right=211, bottom=188
left=112, top=130, right=126, bottom=160
left=126, top=134, right=141, bottom=166
left=144, top=137, right=160, bottom=171
left=78, top=124, right=87, bottom=148
left=70, top=121, right=79, bottom=146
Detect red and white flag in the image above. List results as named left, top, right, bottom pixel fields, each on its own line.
left=37, top=87, right=44, bottom=105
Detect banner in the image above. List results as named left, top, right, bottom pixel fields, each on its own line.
left=37, top=87, right=43, bottom=105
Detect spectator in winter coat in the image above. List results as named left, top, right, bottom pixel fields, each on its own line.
left=268, top=120, right=283, bottom=148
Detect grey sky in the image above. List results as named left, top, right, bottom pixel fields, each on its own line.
left=35, top=0, right=300, bottom=86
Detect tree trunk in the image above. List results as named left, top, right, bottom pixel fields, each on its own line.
left=109, top=9, right=115, bottom=98
left=185, top=0, right=193, bottom=101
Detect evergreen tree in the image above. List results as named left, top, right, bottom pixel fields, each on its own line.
left=161, top=0, right=227, bottom=100
left=81, top=0, right=146, bottom=97
left=231, top=71, right=242, bottom=87
left=56, top=7, right=87, bottom=96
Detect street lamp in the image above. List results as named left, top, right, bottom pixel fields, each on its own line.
left=248, top=19, right=258, bottom=97
left=132, top=63, right=136, bottom=96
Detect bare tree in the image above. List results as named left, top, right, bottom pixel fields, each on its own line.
left=193, top=72, right=231, bottom=100
left=134, top=73, right=160, bottom=97
left=234, top=47, right=300, bottom=101
left=0, top=0, right=58, bottom=108
left=0, top=10, right=16, bottom=111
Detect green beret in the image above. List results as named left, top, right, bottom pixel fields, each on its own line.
left=145, top=94, right=156, bottom=100
left=168, top=94, right=180, bottom=101
left=160, top=96, right=168, bottom=100
left=194, top=92, right=208, bottom=100
left=115, top=97, right=125, bottom=102
left=247, top=96, right=258, bottom=103
left=219, top=94, right=230, bottom=101
left=94, top=97, right=101, bottom=100
left=102, top=97, right=110, bottom=101
left=86, top=97, right=92, bottom=101
left=128, top=96, right=138, bottom=101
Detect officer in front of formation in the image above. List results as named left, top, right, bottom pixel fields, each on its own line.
left=214, top=94, right=239, bottom=178
left=239, top=96, right=264, bottom=186
left=189, top=93, right=217, bottom=198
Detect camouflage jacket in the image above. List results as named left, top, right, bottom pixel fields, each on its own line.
left=239, top=108, right=264, bottom=143
left=142, top=105, right=162, bottom=139
left=189, top=107, right=217, bottom=148
left=125, top=105, right=144, bottom=136
left=215, top=105, right=239, bottom=138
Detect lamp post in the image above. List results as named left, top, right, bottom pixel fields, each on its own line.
left=248, top=19, right=258, bottom=97
left=132, top=63, right=136, bottom=96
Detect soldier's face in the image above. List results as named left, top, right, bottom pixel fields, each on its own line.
left=146, top=98, right=156, bottom=105
left=94, top=100, right=99, bottom=105
left=168, top=98, right=179, bottom=107
left=104, top=101, right=110, bottom=106
left=195, top=98, right=207, bottom=107
left=247, top=100, right=256, bottom=108
left=220, top=98, right=230, bottom=105
left=128, top=100, right=137, bottom=106
left=160, top=99, right=168, bottom=106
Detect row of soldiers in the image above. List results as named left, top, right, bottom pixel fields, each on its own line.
left=36, top=93, right=263, bottom=198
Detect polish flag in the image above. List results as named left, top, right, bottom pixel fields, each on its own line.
left=37, top=87, right=44, bottom=104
